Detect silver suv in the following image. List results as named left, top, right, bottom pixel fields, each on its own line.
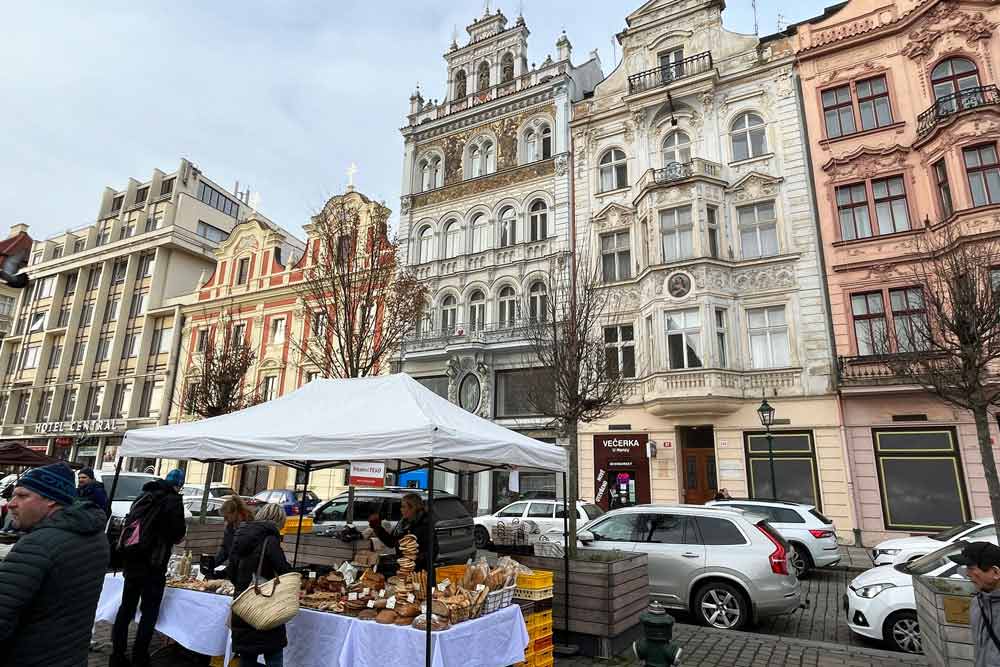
left=578, top=504, right=803, bottom=630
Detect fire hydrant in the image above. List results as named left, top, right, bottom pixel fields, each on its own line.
left=633, top=601, right=682, bottom=666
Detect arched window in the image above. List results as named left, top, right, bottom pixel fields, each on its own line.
left=528, top=282, right=547, bottom=321
left=483, top=140, right=495, bottom=175
left=932, top=57, right=982, bottom=114
left=525, top=130, right=537, bottom=163
left=470, top=145, right=482, bottom=178
left=501, top=53, right=515, bottom=83
left=662, top=131, right=691, bottom=165
left=529, top=200, right=548, bottom=241
left=417, top=156, right=441, bottom=192
left=499, top=207, right=516, bottom=247
left=471, top=213, right=490, bottom=253
left=731, top=113, right=767, bottom=162
left=541, top=124, right=552, bottom=159
left=469, top=290, right=486, bottom=331
left=417, top=226, right=433, bottom=263
left=418, top=159, right=431, bottom=192
left=441, top=295, right=457, bottom=332
left=599, top=149, right=628, bottom=192
left=444, top=220, right=462, bottom=258
left=454, top=70, right=467, bottom=100
left=478, top=61, right=490, bottom=91
left=498, top=286, right=517, bottom=328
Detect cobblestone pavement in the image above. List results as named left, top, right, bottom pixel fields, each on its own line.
left=835, top=545, right=874, bottom=572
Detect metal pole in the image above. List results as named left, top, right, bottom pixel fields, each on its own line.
left=425, top=459, right=436, bottom=667
left=106, top=456, right=125, bottom=524
left=767, top=429, right=777, bottom=501
left=293, top=463, right=312, bottom=567
left=198, top=463, right=213, bottom=525
left=346, top=485, right=356, bottom=524
left=562, top=471, right=570, bottom=632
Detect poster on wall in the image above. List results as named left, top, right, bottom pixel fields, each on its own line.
left=593, top=434, right=651, bottom=511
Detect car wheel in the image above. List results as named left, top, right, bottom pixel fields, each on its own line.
left=474, top=525, right=491, bottom=549
left=884, top=610, right=922, bottom=654
left=694, top=582, right=749, bottom=631
left=789, top=543, right=813, bottom=578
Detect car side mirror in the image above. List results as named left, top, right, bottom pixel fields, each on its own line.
left=578, top=530, right=595, bottom=544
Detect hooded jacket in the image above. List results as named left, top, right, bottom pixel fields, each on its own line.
left=122, top=479, right=186, bottom=577
left=226, top=520, right=293, bottom=655
left=0, top=502, right=110, bottom=666
left=971, top=589, right=1000, bottom=667
left=78, top=480, right=109, bottom=514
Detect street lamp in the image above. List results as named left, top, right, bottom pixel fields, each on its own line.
left=757, top=398, right=778, bottom=500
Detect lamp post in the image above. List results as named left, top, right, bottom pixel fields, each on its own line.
left=757, top=398, right=777, bottom=500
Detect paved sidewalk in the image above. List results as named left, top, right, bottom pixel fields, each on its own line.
left=836, top=545, right=874, bottom=572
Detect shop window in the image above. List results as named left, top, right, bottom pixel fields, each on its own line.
left=873, top=427, right=969, bottom=532
left=495, top=368, right=554, bottom=418
left=744, top=431, right=820, bottom=508
left=415, top=376, right=448, bottom=399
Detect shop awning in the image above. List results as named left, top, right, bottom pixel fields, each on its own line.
left=0, top=442, right=84, bottom=469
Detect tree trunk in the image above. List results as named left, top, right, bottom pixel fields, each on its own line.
left=566, top=425, right=579, bottom=559
left=973, top=406, right=1000, bottom=529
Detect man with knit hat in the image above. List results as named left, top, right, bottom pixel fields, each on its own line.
left=111, top=468, right=187, bottom=667
left=0, top=462, right=109, bottom=666
left=78, top=466, right=109, bottom=514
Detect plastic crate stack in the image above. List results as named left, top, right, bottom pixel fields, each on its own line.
left=514, top=569, right=554, bottom=667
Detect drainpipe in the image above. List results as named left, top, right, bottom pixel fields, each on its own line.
left=794, top=72, right=863, bottom=547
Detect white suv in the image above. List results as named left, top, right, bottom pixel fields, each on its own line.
left=870, top=517, right=996, bottom=566
left=474, top=499, right=604, bottom=548
left=706, top=499, right=839, bottom=577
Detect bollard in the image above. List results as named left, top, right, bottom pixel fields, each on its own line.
left=633, top=601, right=682, bottom=666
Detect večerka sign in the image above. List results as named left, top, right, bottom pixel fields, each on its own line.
left=36, top=419, right=122, bottom=435
left=599, top=437, right=643, bottom=455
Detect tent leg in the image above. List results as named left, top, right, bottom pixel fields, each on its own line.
left=106, top=456, right=124, bottom=529
left=425, top=458, right=436, bottom=667
left=293, top=463, right=311, bottom=568
left=198, top=463, right=213, bottom=525
left=346, top=485, right=355, bottom=524
left=562, top=471, right=570, bottom=632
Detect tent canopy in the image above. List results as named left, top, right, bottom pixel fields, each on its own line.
left=122, top=374, right=567, bottom=473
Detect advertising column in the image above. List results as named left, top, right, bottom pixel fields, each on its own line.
left=593, top=434, right=651, bottom=511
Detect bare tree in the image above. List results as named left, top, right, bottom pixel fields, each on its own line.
left=525, top=253, right=633, bottom=557
left=292, top=194, right=427, bottom=379
left=870, top=225, right=1000, bottom=527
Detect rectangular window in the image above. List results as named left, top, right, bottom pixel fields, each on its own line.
left=157, top=326, right=173, bottom=354
left=311, top=311, right=327, bottom=339
left=96, top=224, right=112, bottom=246
left=137, top=252, right=155, bottom=278
left=304, top=371, right=320, bottom=384
left=851, top=292, right=887, bottom=356
left=934, top=159, right=954, bottom=218
left=51, top=245, right=63, bottom=259
left=61, top=387, right=77, bottom=420
left=33, top=277, right=54, bottom=300
left=71, top=340, right=86, bottom=366
left=111, top=259, right=128, bottom=284
left=111, top=195, right=124, bottom=212
left=415, top=375, right=449, bottom=399
left=27, top=311, right=46, bottom=333
left=112, top=381, right=133, bottom=419
left=890, top=287, right=928, bottom=352
left=748, top=306, right=790, bottom=369
left=64, top=272, right=78, bottom=295
left=873, top=427, right=969, bottom=531
left=715, top=308, right=728, bottom=368
left=37, top=390, right=52, bottom=423
left=80, top=302, right=95, bottom=326
left=73, top=239, right=86, bottom=253
left=86, top=266, right=102, bottom=291
left=706, top=206, right=720, bottom=259
left=48, top=338, right=63, bottom=369
left=236, top=257, right=250, bottom=285
left=836, top=183, right=873, bottom=240
left=230, top=322, right=247, bottom=347
left=336, top=235, right=353, bottom=265
left=821, top=85, right=856, bottom=138
left=600, top=231, right=631, bottom=282
left=104, top=297, right=120, bottom=323
left=856, top=75, right=893, bottom=131
left=134, top=186, right=149, bottom=205
left=86, top=385, right=105, bottom=419
left=198, top=181, right=240, bottom=218
left=121, top=332, right=138, bottom=359
left=603, top=325, right=636, bottom=378
left=31, top=252, right=42, bottom=266
left=0, top=296, right=15, bottom=317
left=965, top=144, right=1000, bottom=207
left=21, top=345, right=40, bottom=370
left=95, top=335, right=111, bottom=362
left=196, top=221, right=228, bottom=243
left=659, top=206, right=693, bottom=262
left=665, top=309, right=702, bottom=370
left=495, top=368, right=554, bottom=417
left=737, top=201, right=778, bottom=259
left=745, top=431, right=821, bottom=507
left=15, top=393, right=29, bottom=424
left=270, top=317, right=286, bottom=345
left=128, top=292, right=146, bottom=318
left=139, top=379, right=164, bottom=418
left=4, top=347, right=17, bottom=375
left=196, top=327, right=210, bottom=353
left=871, top=176, right=910, bottom=235
left=261, top=375, right=278, bottom=401
left=160, top=178, right=174, bottom=197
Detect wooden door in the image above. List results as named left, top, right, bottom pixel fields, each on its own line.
left=682, top=449, right=718, bottom=505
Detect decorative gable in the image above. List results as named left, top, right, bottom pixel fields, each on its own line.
left=592, top=202, right=636, bottom=230
left=726, top=171, right=783, bottom=204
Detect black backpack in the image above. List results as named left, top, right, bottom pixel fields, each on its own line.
left=117, top=491, right=166, bottom=555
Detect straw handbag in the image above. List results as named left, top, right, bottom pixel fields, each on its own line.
left=231, top=537, right=301, bottom=631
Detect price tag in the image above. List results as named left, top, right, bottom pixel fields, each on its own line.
left=407, top=593, right=415, bottom=603
left=386, top=596, right=397, bottom=610
left=348, top=592, right=358, bottom=601
left=362, top=587, right=370, bottom=596
left=309, top=572, right=317, bottom=580
left=437, top=582, right=448, bottom=592
left=367, top=600, right=375, bottom=609
left=475, top=584, right=486, bottom=592
left=379, top=589, right=386, bottom=598
left=439, top=578, right=450, bottom=588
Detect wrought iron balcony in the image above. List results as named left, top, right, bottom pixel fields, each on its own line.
left=627, top=52, right=714, bottom=95
left=634, top=158, right=724, bottom=195
left=917, top=85, right=1000, bottom=136
left=402, top=319, right=541, bottom=353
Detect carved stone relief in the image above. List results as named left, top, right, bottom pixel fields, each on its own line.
left=729, top=173, right=782, bottom=204
left=822, top=145, right=909, bottom=181
left=901, top=4, right=996, bottom=60
left=554, top=154, right=569, bottom=176
left=732, top=264, right=797, bottom=291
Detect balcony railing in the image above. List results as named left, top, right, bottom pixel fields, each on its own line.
left=402, top=319, right=539, bottom=353
left=634, top=158, right=724, bottom=194
left=917, top=85, right=1000, bottom=136
left=627, top=52, right=714, bottom=95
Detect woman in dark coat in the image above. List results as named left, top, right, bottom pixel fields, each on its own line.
left=214, top=496, right=254, bottom=571
left=368, top=492, right=437, bottom=572
left=227, top=503, right=292, bottom=667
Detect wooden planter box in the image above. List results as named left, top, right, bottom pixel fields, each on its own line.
left=514, top=549, right=649, bottom=658
left=915, top=573, right=976, bottom=666
left=173, top=519, right=226, bottom=557
left=280, top=534, right=361, bottom=567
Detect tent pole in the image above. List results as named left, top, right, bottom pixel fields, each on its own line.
left=293, top=463, right=312, bottom=568
left=198, top=463, right=213, bottom=525
left=425, top=458, right=436, bottom=667
left=106, top=456, right=124, bottom=529
left=562, top=471, right=570, bottom=633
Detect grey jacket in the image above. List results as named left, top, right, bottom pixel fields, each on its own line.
left=0, top=502, right=110, bottom=666
left=972, top=590, right=1000, bottom=667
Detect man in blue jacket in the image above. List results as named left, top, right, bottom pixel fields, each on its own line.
left=77, top=466, right=109, bottom=514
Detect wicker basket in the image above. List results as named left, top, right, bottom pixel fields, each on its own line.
left=231, top=572, right=302, bottom=631
left=481, top=582, right=516, bottom=615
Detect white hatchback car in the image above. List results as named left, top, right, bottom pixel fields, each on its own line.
left=474, top=499, right=604, bottom=548
left=870, top=517, right=996, bottom=566
left=845, top=536, right=995, bottom=653
left=706, top=500, right=839, bottom=577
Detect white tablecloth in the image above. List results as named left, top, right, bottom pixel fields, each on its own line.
left=96, top=574, right=528, bottom=667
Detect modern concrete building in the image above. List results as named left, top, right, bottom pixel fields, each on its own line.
left=0, top=159, right=257, bottom=470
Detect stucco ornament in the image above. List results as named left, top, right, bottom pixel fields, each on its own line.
left=400, top=196, right=411, bottom=214
left=901, top=5, right=997, bottom=59
left=822, top=145, right=909, bottom=180
left=554, top=154, right=569, bottom=176
left=666, top=272, right=692, bottom=298
left=732, top=265, right=796, bottom=291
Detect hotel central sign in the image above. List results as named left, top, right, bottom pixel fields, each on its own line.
left=36, top=419, right=123, bottom=435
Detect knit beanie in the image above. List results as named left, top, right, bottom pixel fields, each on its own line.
left=165, top=468, right=185, bottom=488
left=79, top=467, right=95, bottom=480
left=18, top=463, right=77, bottom=506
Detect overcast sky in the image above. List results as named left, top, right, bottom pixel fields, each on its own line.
left=0, top=1, right=831, bottom=242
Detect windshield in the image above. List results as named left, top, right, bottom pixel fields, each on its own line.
left=582, top=504, right=604, bottom=520
left=210, top=487, right=238, bottom=498
left=931, top=520, right=980, bottom=542
left=109, top=476, right=155, bottom=502
left=901, top=540, right=969, bottom=576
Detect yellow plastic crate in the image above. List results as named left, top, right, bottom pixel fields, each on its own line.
left=514, top=585, right=553, bottom=601
left=516, top=569, right=553, bottom=590
left=531, top=645, right=554, bottom=667
left=280, top=516, right=313, bottom=535
left=529, top=619, right=553, bottom=641
left=526, top=608, right=553, bottom=631
left=436, top=564, right=467, bottom=584
left=209, top=657, right=238, bottom=667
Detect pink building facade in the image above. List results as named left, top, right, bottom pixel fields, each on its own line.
left=792, top=0, right=1000, bottom=545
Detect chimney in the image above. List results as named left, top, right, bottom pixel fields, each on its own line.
left=8, top=224, right=28, bottom=238
left=556, top=31, right=572, bottom=62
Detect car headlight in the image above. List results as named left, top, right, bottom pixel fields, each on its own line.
left=855, top=582, right=896, bottom=598
left=876, top=549, right=900, bottom=556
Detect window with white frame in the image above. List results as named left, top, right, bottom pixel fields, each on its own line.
left=731, top=113, right=767, bottom=161
left=417, top=226, right=434, bottom=263
left=311, top=311, right=327, bottom=339
left=659, top=206, right=693, bottom=261
left=601, top=231, right=631, bottom=282
left=21, top=345, right=40, bottom=370
left=86, top=385, right=105, bottom=419
left=738, top=201, right=778, bottom=259
left=72, top=339, right=87, bottom=365
left=541, top=124, right=552, bottom=159
left=665, top=309, right=702, bottom=370
left=706, top=206, right=721, bottom=259
left=604, top=325, right=635, bottom=378
left=140, top=379, right=165, bottom=418
left=444, top=220, right=462, bottom=258
left=112, top=381, right=132, bottom=419
left=418, top=155, right=443, bottom=192
left=196, top=327, right=210, bottom=353
left=15, top=393, right=29, bottom=424
left=441, top=295, right=457, bottom=332
left=662, top=131, right=691, bottom=165
left=471, top=214, right=490, bottom=253
left=469, top=290, right=486, bottom=331
left=468, top=139, right=495, bottom=178
left=529, top=201, right=548, bottom=241
left=27, top=311, right=46, bottom=333
left=748, top=306, right=790, bottom=369
left=61, top=387, right=77, bottom=420
left=121, top=332, right=138, bottom=359
left=599, top=149, right=628, bottom=192
left=498, top=286, right=517, bottom=327
left=715, top=308, right=728, bottom=368
left=261, top=375, right=278, bottom=402
left=528, top=282, right=547, bottom=321
left=499, top=207, right=516, bottom=247
left=34, top=277, right=54, bottom=300
left=37, top=389, right=52, bottom=423
left=95, top=335, right=111, bottom=362
left=236, top=257, right=250, bottom=285
left=270, top=317, right=286, bottom=345
left=104, top=297, right=120, bottom=323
